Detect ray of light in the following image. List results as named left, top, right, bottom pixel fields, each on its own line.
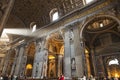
left=0, top=28, right=33, bottom=42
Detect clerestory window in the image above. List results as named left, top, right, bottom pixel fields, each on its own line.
left=32, top=24, right=36, bottom=32
left=30, top=22, right=37, bottom=32
left=50, top=8, right=59, bottom=21
left=83, top=0, right=94, bottom=5
left=52, top=11, right=59, bottom=21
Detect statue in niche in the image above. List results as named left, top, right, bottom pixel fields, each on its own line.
left=71, top=58, right=76, bottom=70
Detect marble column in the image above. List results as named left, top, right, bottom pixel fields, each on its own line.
left=73, top=25, right=86, bottom=78
left=63, top=29, right=71, bottom=78
left=2, top=50, right=11, bottom=75
left=14, top=45, right=25, bottom=76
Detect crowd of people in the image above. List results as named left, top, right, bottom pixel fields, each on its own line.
left=58, top=74, right=120, bottom=80
left=79, top=75, right=120, bottom=80
left=0, top=74, right=120, bottom=80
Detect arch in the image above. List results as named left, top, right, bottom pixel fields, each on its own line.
left=46, top=32, right=64, bottom=54
left=46, top=32, right=64, bottom=78
left=80, top=14, right=120, bottom=39
left=79, top=15, right=120, bottom=77
left=25, top=42, right=36, bottom=77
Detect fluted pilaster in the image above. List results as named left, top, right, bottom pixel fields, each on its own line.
left=73, top=24, right=86, bottom=78
left=63, top=29, right=72, bottom=78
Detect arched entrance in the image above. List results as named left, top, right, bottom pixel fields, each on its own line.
left=25, top=42, right=36, bottom=77
left=81, top=14, right=120, bottom=79
left=47, top=32, right=64, bottom=78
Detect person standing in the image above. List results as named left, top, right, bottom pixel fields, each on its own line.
left=59, top=74, right=64, bottom=80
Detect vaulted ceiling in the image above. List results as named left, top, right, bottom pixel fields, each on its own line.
left=10, top=0, right=63, bottom=28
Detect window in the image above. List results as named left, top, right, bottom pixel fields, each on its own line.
left=83, top=0, right=94, bottom=5
left=30, top=22, right=37, bottom=32
left=50, top=8, right=59, bottom=21
left=32, top=24, right=36, bottom=32
left=100, top=23, right=103, bottom=27
left=109, top=59, right=119, bottom=65
left=52, top=12, right=59, bottom=21
left=85, top=0, right=93, bottom=4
